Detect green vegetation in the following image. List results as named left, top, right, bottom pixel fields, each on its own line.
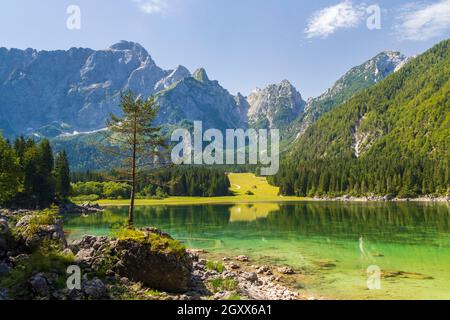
left=272, top=39, right=450, bottom=198
left=0, top=135, right=71, bottom=208
left=0, top=243, right=75, bottom=299
left=104, top=92, right=167, bottom=227
left=54, top=151, right=71, bottom=199
left=208, top=278, right=238, bottom=293
left=206, top=260, right=225, bottom=273
left=71, top=181, right=131, bottom=201
left=71, top=166, right=231, bottom=199
left=15, top=208, right=59, bottom=238
left=0, top=134, right=20, bottom=204
left=113, top=228, right=186, bottom=257
left=225, top=294, right=242, bottom=300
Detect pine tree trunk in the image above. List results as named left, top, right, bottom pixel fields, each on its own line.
left=128, top=114, right=137, bottom=228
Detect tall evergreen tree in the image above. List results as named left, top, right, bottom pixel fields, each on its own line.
left=104, top=92, right=167, bottom=227
left=0, top=133, right=20, bottom=205
left=55, top=151, right=71, bottom=199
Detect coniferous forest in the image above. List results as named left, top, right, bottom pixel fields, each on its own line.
left=0, top=136, right=70, bottom=208
left=270, top=39, right=449, bottom=198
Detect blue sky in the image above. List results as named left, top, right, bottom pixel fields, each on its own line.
left=0, top=0, right=449, bottom=98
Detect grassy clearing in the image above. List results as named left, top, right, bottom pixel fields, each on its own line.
left=86, top=173, right=308, bottom=207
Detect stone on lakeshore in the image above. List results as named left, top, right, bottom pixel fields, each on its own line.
left=235, top=255, right=250, bottom=262
left=278, top=266, right=295, bottom=275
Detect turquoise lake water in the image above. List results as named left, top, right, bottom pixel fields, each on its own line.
left=64, top=201, right=450, bottom=300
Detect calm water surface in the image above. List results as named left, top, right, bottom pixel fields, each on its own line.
left=64, top=202, right=450, bottom=300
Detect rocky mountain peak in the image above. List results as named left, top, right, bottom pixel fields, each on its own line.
left=247, top=80, right=305, bottom=130
left=193, top=68, right=210, bottom=83
left=109, top=40, right=146, bottom=53
left=370, top=51, right=408, bottom=77
left=154, top=65, right=191, bottom=92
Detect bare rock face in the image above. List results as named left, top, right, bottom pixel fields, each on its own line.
left=247, top=80, right=305, bottom=130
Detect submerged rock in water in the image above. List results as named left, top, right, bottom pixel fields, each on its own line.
left=313, top=259, right=338, bottom=269
left=382, top=270, right=434, bottom=280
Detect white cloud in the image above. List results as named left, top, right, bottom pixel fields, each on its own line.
left=395, top=0, right=450, bottom=41
left=305, top=1, right=364, bottom=39
left=131, top=0, right=167, bottom=15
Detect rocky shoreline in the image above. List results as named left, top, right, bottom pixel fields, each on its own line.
left=310, top=195, right=449, bottom=203
left=0, top=208, right=312, bottom=300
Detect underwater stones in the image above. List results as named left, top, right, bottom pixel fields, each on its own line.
left=382, top=270, right=434, bottom=280
left=314, top=259, right=338, bottom=269
left=371, top=252, right=384, bottom=257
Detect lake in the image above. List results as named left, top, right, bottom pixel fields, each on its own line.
left=64, top=201, right=450, bottom=300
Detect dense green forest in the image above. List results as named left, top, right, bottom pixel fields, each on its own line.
left=1, top=133, right=231, bottom=206
left=270, top=39, right=450, bottom=198
left=0, top=135, right=71, bottom=208
left=71, top=166, right=231, bottom=200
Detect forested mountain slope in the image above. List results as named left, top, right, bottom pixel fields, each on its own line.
left=271, top=39, right=449, bottom=198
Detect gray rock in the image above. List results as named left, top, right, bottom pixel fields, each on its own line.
left=15, top=215, right=67, bottom=250
left=28, top=273, right=50, bottom=297
left=0, top=288, right=8, bottom=300
left=256, top=265, right=272, bottom=275
left=0, top=218, right=9, bottom=235
left=235, top=255, right=250, bottom=262
left=278, top=267, right=295, bottom=275
left=240, top=272, right=258, bottom=283
left=83, top=278, right=106, bottom=299
left=226, top=262, right=240, bottom=270
left=247, top=80, right=306, bottom=130
left=74, top=234, right=193, bottom=293
left=0, top=262, right=10, bottom=277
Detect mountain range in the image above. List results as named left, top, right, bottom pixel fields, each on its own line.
left=0, top=40, right=415, bottom=170
left=0, top=40, right=409, bottom=137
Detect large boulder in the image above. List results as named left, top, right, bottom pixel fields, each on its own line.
left=15, top=214, right=67, bottom=251
left=71, top=231, right=193, bottom=293
left=113, top=239, right=192, bottom=293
